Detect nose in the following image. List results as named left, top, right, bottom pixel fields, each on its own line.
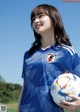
left=34, top=18, right=40, bottom=23
left=32, top=17, right=40, bottom=29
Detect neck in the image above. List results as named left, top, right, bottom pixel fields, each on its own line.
left=41, top=30, right=56, bottom=49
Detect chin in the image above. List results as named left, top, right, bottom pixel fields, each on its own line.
left=36, top=28, right=48, bottom=34
left=36, top=30, right=45, bottom=35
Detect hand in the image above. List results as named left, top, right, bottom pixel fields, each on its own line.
left=59, top=95, right=80, bottom=112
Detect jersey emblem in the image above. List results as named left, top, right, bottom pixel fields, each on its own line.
left=46, top=53, right=57, bottom=63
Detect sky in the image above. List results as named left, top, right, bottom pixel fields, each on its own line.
left=0, top=0, right=80, bottom=85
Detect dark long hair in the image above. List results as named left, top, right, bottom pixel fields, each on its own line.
left=29, top=4, right=72, bottom=55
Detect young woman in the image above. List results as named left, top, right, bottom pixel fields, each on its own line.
left=18, top=4, right=80, bottom=112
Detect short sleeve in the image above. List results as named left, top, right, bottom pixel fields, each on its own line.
left=72, top=53, right=80, bottom=77
left=21, top=51, right=29, bottom=78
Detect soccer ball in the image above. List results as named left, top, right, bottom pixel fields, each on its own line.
left=50, top=73, right=80, bottom=106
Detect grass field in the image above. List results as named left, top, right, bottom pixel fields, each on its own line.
left=6, top=103, right=80, bottom=112
left=7, top=108, right=16, bottom=112
left=7, top=103, right=17, bottom=112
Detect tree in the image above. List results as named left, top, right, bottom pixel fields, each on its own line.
left=0, top=75, right=5, bottom=82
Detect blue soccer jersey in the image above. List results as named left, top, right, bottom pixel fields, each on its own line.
left=19, top=44, right=80, bottom=112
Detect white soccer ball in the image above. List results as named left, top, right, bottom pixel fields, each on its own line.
left=50, top=73, right=80, bottom=106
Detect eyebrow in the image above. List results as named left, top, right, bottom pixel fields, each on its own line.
left=32, top=11, right=49, bottom=19
left=33, top=11, right=46, bottom=16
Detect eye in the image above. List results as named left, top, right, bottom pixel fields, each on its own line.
left=32, top=13, right=46, bottom=22
left=38, top=13, right=45, bottom=19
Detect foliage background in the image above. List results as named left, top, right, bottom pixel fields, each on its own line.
left=0, top=82, right=22, bottom=104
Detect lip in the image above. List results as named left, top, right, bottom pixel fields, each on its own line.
left=35, top=25, right=41, bottom=29
left=35, top=23, right=43, bottom=29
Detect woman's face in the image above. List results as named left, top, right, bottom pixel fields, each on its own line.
left=32, top=12, right=53, bottom=35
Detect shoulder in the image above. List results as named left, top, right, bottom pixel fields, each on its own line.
left=23, top=49, right=39, bottom=60
left=23, top=50, right=30, bottom=60
left=60, top=44, right=76, bottom=56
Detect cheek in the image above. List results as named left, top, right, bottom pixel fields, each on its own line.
left=45, top=21, right=53, bottom=30
left=44, top=18, right=53, bottom=28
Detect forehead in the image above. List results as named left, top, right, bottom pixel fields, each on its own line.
left=31, top=7, right=49, bottom=18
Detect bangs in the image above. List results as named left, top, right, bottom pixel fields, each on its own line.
left=31, top=5, right=49, bottom=23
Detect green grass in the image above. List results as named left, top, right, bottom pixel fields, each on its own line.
left=7, top=102, right=17, bottom=112
left=7, top=108, right=16, bottom=112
